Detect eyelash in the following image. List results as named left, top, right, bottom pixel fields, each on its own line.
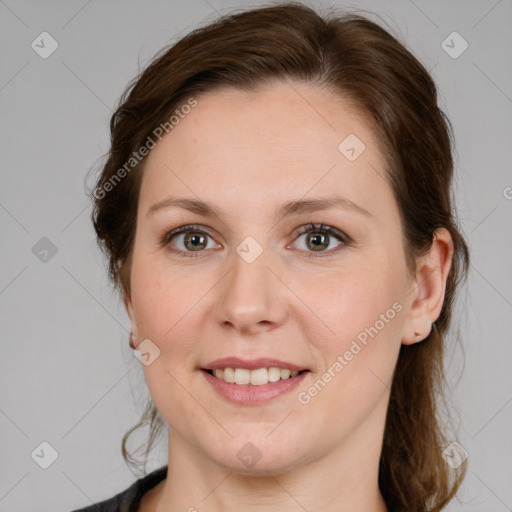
left=160, top=222, right=351, bottom=259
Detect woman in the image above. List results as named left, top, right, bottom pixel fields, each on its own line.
left=75, top=2, right=469, bottom=511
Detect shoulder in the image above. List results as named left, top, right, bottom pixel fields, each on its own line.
left=70, top=466, right=168, bottom=512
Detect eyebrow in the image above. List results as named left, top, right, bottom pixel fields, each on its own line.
left=147, top=195, right=374, bottom=223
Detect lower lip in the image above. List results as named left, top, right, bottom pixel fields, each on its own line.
left=201, top=369, right=309, bottom=405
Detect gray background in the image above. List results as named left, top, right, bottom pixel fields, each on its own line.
left=0, top=0, right=511, bottom=510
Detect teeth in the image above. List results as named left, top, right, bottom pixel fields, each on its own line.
left=250, top=368, right=268, bottom=385
left=210, top=367, right=302, bottom=385
left=268, top=367, right=281, bottom=382
left=234, top=368, right=250, bottom=385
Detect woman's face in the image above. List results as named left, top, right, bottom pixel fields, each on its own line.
left=125, top=81, right=417, bottom=473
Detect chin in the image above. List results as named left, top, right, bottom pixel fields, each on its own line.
left=206, top=436, right=309, bottom=476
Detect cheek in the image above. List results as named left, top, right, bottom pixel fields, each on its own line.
left=293, top=259, right=404, bottom=411
left=129, top=251, right=214, bottom=389
left=129, top=259, right=209, bottom=435
left=130, top=249, right=196, bottom=338
left=293, top=257, right=403, bottom=349
left=295, top=305, right=402, bottom=447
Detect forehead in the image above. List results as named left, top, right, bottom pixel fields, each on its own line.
left=156, top=81, right=375, bottom=159
left=139, top=81, right=394, bottom=220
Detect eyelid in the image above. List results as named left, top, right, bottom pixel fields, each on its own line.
left=288, top=222, right=351, bottom=258
left=160, top=223, right=219, bottom=247
left=293, top=222, right=351, bottom=244
left=159, top=224, right=222, bottom=259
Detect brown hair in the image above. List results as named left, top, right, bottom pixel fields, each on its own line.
left=89, top=2, right=469, bottom=510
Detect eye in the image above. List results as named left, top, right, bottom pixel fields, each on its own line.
left=291, top=223, right=350, bottom=258
left=161, top=224, right=220, bottom=256
left=160, top=222, right=351, bottom=259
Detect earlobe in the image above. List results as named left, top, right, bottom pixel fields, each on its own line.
left=401, top=228, right=454, bottom=345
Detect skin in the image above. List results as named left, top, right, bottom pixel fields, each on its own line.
left=124, top=80, right=454, bottom=512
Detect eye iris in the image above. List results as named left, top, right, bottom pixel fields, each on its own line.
left=307, top=232, right=329, bottom=251
left=184, top=232, right=207, bottom=251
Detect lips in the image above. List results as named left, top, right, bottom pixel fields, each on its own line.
left=202, top=357, right=309, bottom=372
left=201, top=365, right=310, bottom=405
left=199, top=356, right=311, bottom=402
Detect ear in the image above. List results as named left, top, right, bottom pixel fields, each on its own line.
left=401, top=227, right=454, bottom=345
left=123, top=289, right=139, bottom=341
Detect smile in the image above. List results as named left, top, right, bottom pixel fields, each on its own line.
left=204, top=367, right=306, bottom=385
left=201, top=368, right=310, bottom=405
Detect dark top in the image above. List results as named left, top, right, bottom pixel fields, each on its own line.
left=71, top=466, right=168, bottom=512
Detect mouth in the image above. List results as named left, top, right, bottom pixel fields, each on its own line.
left=201, top=367, right=310, bottom=386
left=200, top=357, right=311, bottom=404
left=200, top=364, right=311, bottom=405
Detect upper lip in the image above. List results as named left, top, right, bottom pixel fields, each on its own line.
left=202, top=357, right=309, bottom=372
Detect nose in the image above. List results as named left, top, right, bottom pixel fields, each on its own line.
left=214, top=248, right=288, bottom=335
